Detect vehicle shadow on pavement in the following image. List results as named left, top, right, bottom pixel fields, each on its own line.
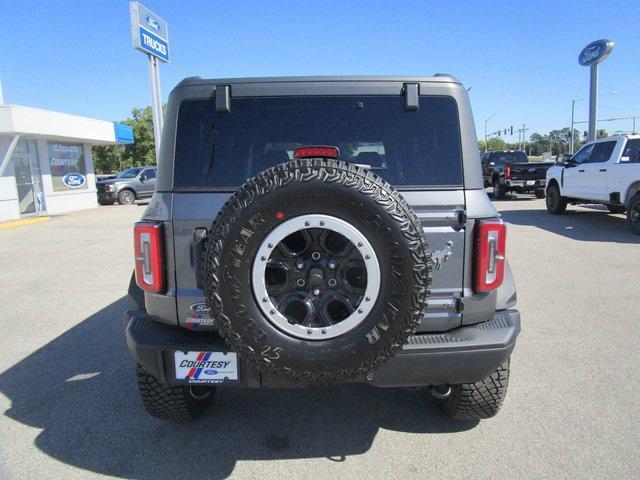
left=500, top=208, right=639, bottom=244
left=0, top=297, right=477, bottom=480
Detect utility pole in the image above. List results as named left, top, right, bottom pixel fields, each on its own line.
left=484, top=113, right=496, bottom=152
left=570, top=99, right=576, bottom=155
left=517, top=124, right=528, bottom=151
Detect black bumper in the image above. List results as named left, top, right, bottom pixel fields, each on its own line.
left=97, top=191, right=116, bottom=202
left=125, top=309, right=520, bottom=388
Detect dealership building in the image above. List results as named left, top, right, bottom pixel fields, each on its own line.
left=0, top=103, right=134, bottom=222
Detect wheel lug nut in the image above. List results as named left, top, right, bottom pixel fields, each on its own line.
left=296, top=279, right=306, bottom=287
left=328, top=279, right=337, bottom=287
left=321, top=329, right=327, bottom=335
left=358, top=309, right=363, bottom=314
left=312, top=288, right=321, bottom=296
left=365, top=254, right=371, bottom=260
left=262, top=297, right=268, bottom=303
left=267, top=243, right=273, bottom=248
left=320, top=221, right=325, bottom=226
left=296, top=261, right=304, bottom=270
left=307, top=329, right=312, bottom=335
left=328, top=261, right=336, bottom=270
left=305, top=221, right=310, bottom=227
left=365, top=297, right=370, bottom=302
left=312, top=251, right=321, bottom=260
left=270, top=310, right=275, bottom=315
left=357, top=242, right=363, bottom=248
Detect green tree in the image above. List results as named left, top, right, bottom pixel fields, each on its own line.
left=92, top=106, right=158, bottom=174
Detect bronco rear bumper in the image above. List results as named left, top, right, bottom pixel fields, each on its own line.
left=125, top=309, right=520, bottom=388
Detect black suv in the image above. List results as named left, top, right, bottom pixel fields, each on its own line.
left=96, top=166, right=157, bottom=205
left=125, top=76, right=520, bottom=423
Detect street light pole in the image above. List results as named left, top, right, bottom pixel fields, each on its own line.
left=484, top=113, right=496, bottom=152
left=570, top=99, right=576, bottom=155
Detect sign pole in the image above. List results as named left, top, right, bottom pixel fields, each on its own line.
left=153, top=57, right=164, bottom=135
left=147, top=55, right=162, bottom=159
left=588, top=64, right=598, bottom=141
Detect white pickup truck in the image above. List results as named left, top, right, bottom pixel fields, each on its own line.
left=545, top=135, right=640, bottom=234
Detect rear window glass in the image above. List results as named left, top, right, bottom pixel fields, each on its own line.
left=489, top=151, right=528, bottom=164
left=174, top=96, right=463, bottom=189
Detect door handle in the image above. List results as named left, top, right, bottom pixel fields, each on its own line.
left=578, top=169, right=585, bottom=172
left=599, top=169, right=607, bottom=172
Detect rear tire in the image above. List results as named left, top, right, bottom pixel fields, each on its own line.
left=627, top=193, right=640, bottom=235
left=492, top=178, right=506, bottom=200
left=545, top=183, right=567, bottom=214
left=607, top=204, right=626, bottom=214
left=437, top=359, right=510, bottom=420
left=136, top=365, right=214, bottom=422
left=535, top=188, right=546, bottom=199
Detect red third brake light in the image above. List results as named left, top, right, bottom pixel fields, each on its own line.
left=134, top=222, right=165, bottom=293
left=293, top=146, right=340, bottom=159
left=474, top=219, right=506, bottom=293
left=503, top=164, right=512, bottom=180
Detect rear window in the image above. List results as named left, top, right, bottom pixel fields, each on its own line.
left=489, top=151, right=528, bottom=164
left=173, top=96, right=463, bottom=189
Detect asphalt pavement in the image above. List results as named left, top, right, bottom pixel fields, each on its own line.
left=0, top=196, right=639, bottom=480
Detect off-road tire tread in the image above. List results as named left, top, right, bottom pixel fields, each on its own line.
left=204, top=159, right=431, bottom=384
left=136, top=365, right=213, bottom=422
left=438, top=359, right=510, bottom=420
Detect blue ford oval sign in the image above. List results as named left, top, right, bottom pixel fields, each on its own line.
left=579, top=39, right=614, bottom=66
left=62, top=172, right=86, bottom=189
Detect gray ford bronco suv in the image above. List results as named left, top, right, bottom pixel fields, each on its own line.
left=126, top=75, right=520, bottom=422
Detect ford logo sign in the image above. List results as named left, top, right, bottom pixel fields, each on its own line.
left=146, top=15, right=160, bottom=31
left=579, top=40, right=614, bottom=66
left=204, top=369, right=218, bottom=375
left=190, top=302, right=211, bottom=313
left=62, top=172, right=86, bottom=189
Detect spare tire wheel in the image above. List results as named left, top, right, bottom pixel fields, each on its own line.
left=204, top=159, right=431, bottom=383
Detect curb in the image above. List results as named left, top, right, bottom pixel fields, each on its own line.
left=0, top=216, right=51, bottom=230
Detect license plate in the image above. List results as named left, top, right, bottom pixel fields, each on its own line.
left=526, top=180, right=535, bottom=186
left=174, top=351, right=238, bottom=384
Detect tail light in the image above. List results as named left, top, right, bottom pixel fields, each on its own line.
left=503, top=164, right=511, bottom=180
left=134, top=222, right=165, bottom=293
left=474, top=219, right=506, bottom=293
left=293, top=146, right=340, bottom=159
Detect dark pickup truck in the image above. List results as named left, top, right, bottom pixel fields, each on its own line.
left=481, top=151, right=554, bottom=199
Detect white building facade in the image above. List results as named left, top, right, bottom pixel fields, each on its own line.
left=0, top=105, right=133, bottom=222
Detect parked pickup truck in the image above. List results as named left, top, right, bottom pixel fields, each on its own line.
left=96, top=166, right=157, bottom=205
left=482, top=150, right=553, bottom=199
left=546, top=135, right=640, bottom=234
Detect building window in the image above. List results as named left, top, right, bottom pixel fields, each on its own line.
left=48, top=143, right=88, bottom=191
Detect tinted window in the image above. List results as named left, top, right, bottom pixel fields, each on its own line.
left=622, top=139, right=640, bottom=162
left=117, top=168, right=142, bottom=179
left=142, top=169, right=156, bottom=180
left=585, top=141, right=615, bottom=163
left=572, top=144, right=595, bottom=164
left=489, top=151, right=528, bottom=165
left=174, top=96, right=463, bottom=188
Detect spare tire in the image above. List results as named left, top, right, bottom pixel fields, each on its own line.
left=204, top=159, right=431, bottom=383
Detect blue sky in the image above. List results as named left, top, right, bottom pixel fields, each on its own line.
left=2, top=0, right=639, bottom=140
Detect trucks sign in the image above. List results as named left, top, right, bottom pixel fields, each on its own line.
left=129, top=2, right=169, bottom=62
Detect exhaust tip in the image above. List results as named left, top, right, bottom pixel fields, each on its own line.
left=430, top=385, right=452, bottom=399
